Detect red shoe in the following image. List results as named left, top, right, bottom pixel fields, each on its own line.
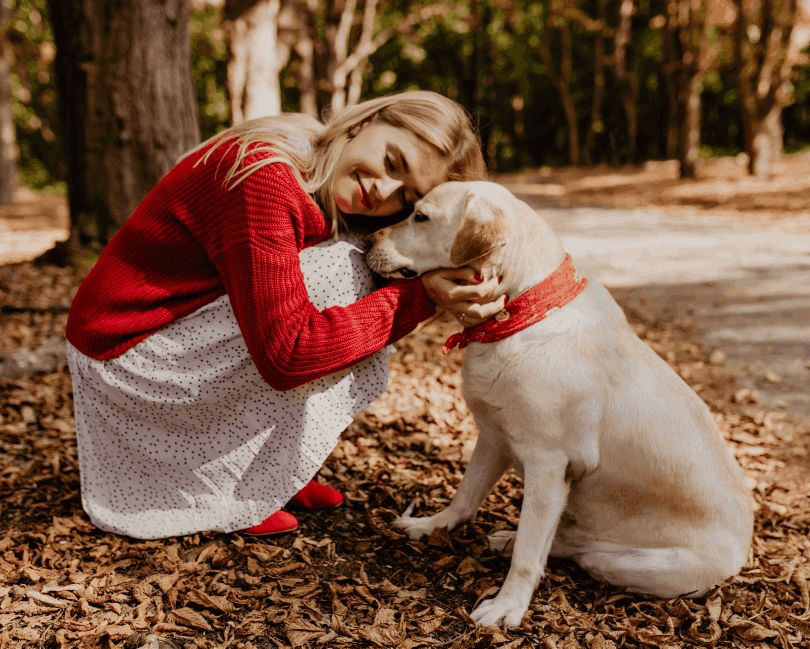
left=287, top=480, right=344, bottom=511
left=243, top=510, right=298, bottom=535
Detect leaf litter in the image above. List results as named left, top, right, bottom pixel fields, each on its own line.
left=2, top=260, right=810, bottom=649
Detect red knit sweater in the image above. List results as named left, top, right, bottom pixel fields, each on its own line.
left=66, top=143, right=436, bottom=392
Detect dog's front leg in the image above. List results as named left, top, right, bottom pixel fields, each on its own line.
left=393, top=428, right=511, bottom=540
left=471, top=450, right=569, bottom=628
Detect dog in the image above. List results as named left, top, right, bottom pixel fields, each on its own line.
left=364, top=181, right=753, bottom=628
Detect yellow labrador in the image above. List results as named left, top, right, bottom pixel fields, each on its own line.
left=364, top=181, right=753, bottom=628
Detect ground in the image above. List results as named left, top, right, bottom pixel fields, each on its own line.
left=1, top=156, right=810, bottom=649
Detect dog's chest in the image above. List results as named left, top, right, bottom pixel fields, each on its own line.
left=460, top=333, right=547, bottom=406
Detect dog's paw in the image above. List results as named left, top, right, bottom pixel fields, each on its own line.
left=391, top=515, right=445, bottom=541
left=470, top=595, right=527, bottom=629
left=487, top=531, right=516, bottom=557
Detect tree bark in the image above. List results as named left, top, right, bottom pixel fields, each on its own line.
left=679, top=69, right=702, bottom=178
left=583, top=0, right=606, bottom=165
left=539, top=0, right=580, bottom=165
left=304, top=1, right=444, bottom=117
left=662, top=0, right=708, bottom=178
left=0, top=0, right=19, bottom=204
left=614, top=0, right=639, bottom=161
left=662, top=8, right=679, bottom=159
left=294, top=0, right=318, bottom=118
left=225, top=0, right=301, bottom=123
left=46, top=0, right=200, bottom=253
left=734, top=0, right=797, bottom=177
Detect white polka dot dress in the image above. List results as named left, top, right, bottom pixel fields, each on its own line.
left=67, top=234, right=392, bottom=539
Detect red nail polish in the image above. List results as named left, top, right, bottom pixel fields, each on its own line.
left=498, top=276, right=503, bottom=283
left=504, top=294, right=510, bottom=304
left=474, top=273, right=483, bottom=282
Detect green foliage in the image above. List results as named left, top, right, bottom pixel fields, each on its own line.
left=189, top=6, right=230, bottom=141
left=7, top=0, right=64, bottom=191
left=10, top=0, right=810, bottom=189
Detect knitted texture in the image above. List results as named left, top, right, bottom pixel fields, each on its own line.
left=442, top=254, right=587, bottom=354
left=66, top=144, right=436, bottom=391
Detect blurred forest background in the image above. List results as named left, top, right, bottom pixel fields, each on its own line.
left=1, top=0, right=809, bottom=251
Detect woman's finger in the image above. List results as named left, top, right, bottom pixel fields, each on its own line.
left=450, top=276, right=500, bottom=301
left=464, top=295, right=507, bottom=321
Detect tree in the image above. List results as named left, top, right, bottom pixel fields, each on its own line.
left=0, top=0, right=19, bottom=204
left=733, top=0, right=805, bottom=177
left=538, top=0, right=581, bottom=165
left=614, top=0, right=641, bottom=162
left=45, top=0, right=200, bottom=255
left=224, top=0, right=302, bottom=123
left=662, top=0, right=709, bottom=178
left=582, top=0, right=608, bottom=166
left=294, top=0, right=445, bottom=118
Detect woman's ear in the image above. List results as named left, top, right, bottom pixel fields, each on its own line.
left=348, top=116, right=374, bottom=139
left=449, top=192, right=508, bottom=269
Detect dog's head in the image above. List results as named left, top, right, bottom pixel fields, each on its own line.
left=364, top=181, right=566, bottom=291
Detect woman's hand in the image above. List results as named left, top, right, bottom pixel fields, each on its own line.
left=422, top=268, right=506, bottom=328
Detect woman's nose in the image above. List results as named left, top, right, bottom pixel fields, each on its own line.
left=374, top=176, right=403, bottom=202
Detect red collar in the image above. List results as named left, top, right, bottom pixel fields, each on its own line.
left=442, top=254, right=588, bottom=354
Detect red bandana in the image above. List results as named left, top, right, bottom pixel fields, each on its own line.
left=442, top=254, right=588, bottom=354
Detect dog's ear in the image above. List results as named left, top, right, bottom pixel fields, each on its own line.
left=449, top=192, right=508, bottom=267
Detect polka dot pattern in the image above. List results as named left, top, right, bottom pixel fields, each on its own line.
left=67, top=234, right=391, bottom=539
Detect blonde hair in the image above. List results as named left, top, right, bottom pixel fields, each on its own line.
left=179, top=91, right=487, bottom=232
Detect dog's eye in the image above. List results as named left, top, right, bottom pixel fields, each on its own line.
left=414, top=212, right=428, bottom=223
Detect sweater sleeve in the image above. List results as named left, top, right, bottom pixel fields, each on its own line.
left=207, top=165, right=436, bottom=392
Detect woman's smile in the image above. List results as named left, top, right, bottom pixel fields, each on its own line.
left=356, top=171, right=374, bottom=209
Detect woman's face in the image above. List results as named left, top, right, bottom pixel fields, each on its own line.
left=332, top=120, right=448, bottom=217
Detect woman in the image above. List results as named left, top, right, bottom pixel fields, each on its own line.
left=65, top=90, right=505, bottom=539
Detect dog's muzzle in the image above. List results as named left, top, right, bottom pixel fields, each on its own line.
left=397, top=267, right=418, bottom=279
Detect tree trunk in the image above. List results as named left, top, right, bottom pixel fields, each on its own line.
left=345, top=0, right=378, bottom=107
left=225, top=0, right=301, bottom=123
left=583, top=0, right=606, bottom=165
left=294, top=0, right=318, bottom=118
left=679, top=71, right=702, bottom=178
left=539, top=0, right=580, bottom=166
left=304, top=1, right=443, bottom=117
left=733, top=0, right=797, bottom=177
left=46, top=0, right=200, bottom=253
left=559, top=26, right=580, bottom=166
left=662, top=0, right=708, bottom=179
left=748, top=105, right=782, bottom=177
left=662, top=6, right=679, bottom=159
left=614, top=0, right=639, bottom=161
left=0, top=0, right=18, bottom=204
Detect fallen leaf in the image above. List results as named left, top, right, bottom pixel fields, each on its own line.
left=166, top=607, right=213, bottom=631
left=186, top=588, right=236, bottom=613
left=456, top=556, right=488, bottom=575
left=727, top=615, right=778, bottom=641
left=285, top=615, right=324, bottom=647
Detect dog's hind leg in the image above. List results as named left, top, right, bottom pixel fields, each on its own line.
left=575, top=546, right=725, bottom=599
left=471, top=449, right=570, bottom=628
left=393, top=422, right=512, bottom=540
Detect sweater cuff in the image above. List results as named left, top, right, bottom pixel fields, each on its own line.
left=385, top=278, right=437, bottom=339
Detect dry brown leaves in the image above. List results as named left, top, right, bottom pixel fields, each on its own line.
left=2, top=261, right=810, bottom=649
